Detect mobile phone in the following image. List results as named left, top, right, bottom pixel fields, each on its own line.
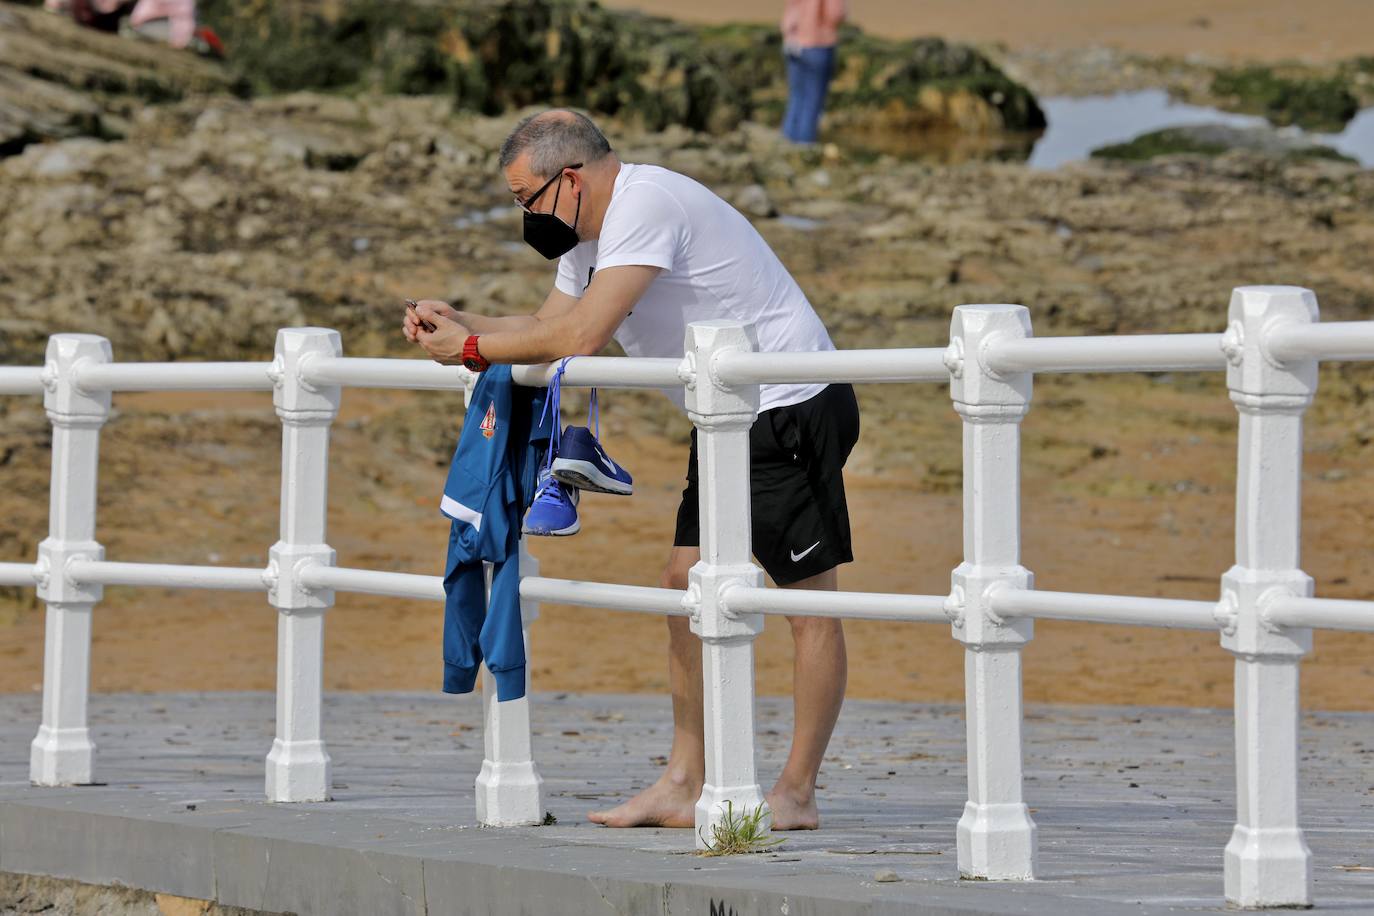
left=405, top=299, right=437, bottom=333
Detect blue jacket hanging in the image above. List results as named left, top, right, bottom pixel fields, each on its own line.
left=440, top=365, right=551, bottom=702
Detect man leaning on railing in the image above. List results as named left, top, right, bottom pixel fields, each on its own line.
left=401, top=109, right=860, bottom=831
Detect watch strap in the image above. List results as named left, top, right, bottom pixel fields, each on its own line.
left=462, top=335, right=489, bottom=372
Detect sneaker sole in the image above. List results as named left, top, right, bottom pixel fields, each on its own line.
left=550, top=458, right=633, bottom=496
left=522, top=518, right=581, bottom=537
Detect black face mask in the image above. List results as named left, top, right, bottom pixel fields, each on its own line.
left=521, top=165, right=582, bottom=260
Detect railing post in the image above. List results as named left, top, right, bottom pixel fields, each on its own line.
left=1217, top=286, right=1317, bottom=908
left=265, top=328, right=341, bottom=803
left=684, top=320, right=766, bottom=848
left=30, top=334, right=111, bottom=786
left=944, top=305, right=1037, bottom=880
left=475, top=541, right=545, bottom=825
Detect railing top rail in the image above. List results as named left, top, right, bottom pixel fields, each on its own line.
left=1267, top=321, right=1374, bottom=364
left=713, top=348, right=950, bottom=386
left=4, top=320, right=1374, bottom=400
left=984, top=333, right=1228, bottom=376
left=0, top=562, right=40, bottom=586
left=73, top=362, right=276, bottom=393
left=510, top=357, right=684, bottom=390
left=0, top=367, right=45, bottom=396
left=302, top=357, right=472, bottom=391
left=302, top=355, right=685, bottom=391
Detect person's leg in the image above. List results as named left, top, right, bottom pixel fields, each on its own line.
left=765, top=566, right=845, bottom=830
left=752, top=386, right=859, bottom=829
left=810, top=46, right=837, bottom=142
left=781, top=50, right=805, bottom=142
left=790, top=48, right=825, bottom=144
left=588, top=545, right=703, bottom=827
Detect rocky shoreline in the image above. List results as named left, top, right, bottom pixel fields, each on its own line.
left=2, top=0, right=1373, bottom=492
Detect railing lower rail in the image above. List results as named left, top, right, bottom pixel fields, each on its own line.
left=1265, top=595, right=1374, bottom=633
left=66, top=560, right=270, bottom=591
left=990, top=587, right=1219, bottom=630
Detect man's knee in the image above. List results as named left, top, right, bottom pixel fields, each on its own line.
left=660, top=546, right=697, bottom=591
left=661, top=560, right=692, bottom=643
left=659, top=564, right=690, bottom=591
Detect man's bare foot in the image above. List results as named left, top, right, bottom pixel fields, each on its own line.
left=588, top=772, right=700, bottom=827
left=765, top=786, right=820, bottom=830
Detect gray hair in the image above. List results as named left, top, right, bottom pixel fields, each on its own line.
left=498, top=109, right=613, bottom=178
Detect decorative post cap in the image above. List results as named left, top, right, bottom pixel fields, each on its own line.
left=1224, top=286, right=1319, bottom=401
left=43, top=334, right=112, bottom=421
left=273, top=328, right=342, bottom=418
left=684, top=320, right=759, bottom=428
left=949, top=305, right=1032, bottom=413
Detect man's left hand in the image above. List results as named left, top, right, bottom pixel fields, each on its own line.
left=415, top=302, right=470, bottom=364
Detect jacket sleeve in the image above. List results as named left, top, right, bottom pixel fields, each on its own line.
left=480, top=546, right=528, bottom=701
left=441, top=521, right=486, bottom=694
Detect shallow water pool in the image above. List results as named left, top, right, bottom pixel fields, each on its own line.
left=1027, top=89, right=1374, bottom=169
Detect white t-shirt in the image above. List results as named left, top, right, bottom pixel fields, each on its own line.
left=555, top=163, right=834, bottom=413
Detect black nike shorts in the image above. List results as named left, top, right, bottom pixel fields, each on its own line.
left=673, top=383, right=860, bottom=587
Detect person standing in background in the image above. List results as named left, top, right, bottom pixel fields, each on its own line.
left=780, top=0, right=846, bottom=144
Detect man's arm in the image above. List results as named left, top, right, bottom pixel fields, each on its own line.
left=402, top=287, right=581, bottom=342
left=414, top=265, right=660, bottom=365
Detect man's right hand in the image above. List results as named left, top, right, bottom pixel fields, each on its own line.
left=403, top=299, right=457, bottom=343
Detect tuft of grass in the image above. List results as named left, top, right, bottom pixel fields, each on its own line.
left=697, top=802, right=785, bottom=856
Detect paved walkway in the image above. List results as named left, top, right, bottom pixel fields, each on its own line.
left=1, top=692, right=1371, bottom=914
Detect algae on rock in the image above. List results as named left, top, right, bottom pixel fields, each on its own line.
left=197, top=0, right=748, bottom=133
left=1210, top=66, right=1360, bottom=132
left=1092, top=124, right=1357, bottom=164
left=194, top=0, right=1041, bottom=139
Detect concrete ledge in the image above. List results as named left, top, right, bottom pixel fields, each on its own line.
left=2, top=692, right=1372, bottom=915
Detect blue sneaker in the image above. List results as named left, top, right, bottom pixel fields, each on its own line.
left=522, top=469, right=580, bottom=536
left=551, top=424, right=634, bottom=495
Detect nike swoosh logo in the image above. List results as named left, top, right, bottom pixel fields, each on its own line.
left=790, top=541, right=821, bottom=562
left=594, top=446, right=619, bottom=474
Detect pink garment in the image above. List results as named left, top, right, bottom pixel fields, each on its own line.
left=131, top=0, right=196, bottom=48
left=90, top=0, right=195, bottom=47
left=781, top=0, right=846, bottom=50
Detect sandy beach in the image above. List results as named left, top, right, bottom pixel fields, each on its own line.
left=604, top=0, right=1374, bottom=63
left=2, top=1, right=1372, bottom=713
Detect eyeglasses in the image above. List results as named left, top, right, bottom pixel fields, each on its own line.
left=514, top=163, right=583, bottom=212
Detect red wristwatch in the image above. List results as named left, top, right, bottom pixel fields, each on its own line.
left=461, top=335, right=489, bottom=372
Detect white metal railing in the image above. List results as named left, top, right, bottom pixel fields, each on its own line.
left=3, top=286, right=1373, bottom=908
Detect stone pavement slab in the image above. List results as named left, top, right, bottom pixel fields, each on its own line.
left=1, top=692, right=1371, bottom=914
